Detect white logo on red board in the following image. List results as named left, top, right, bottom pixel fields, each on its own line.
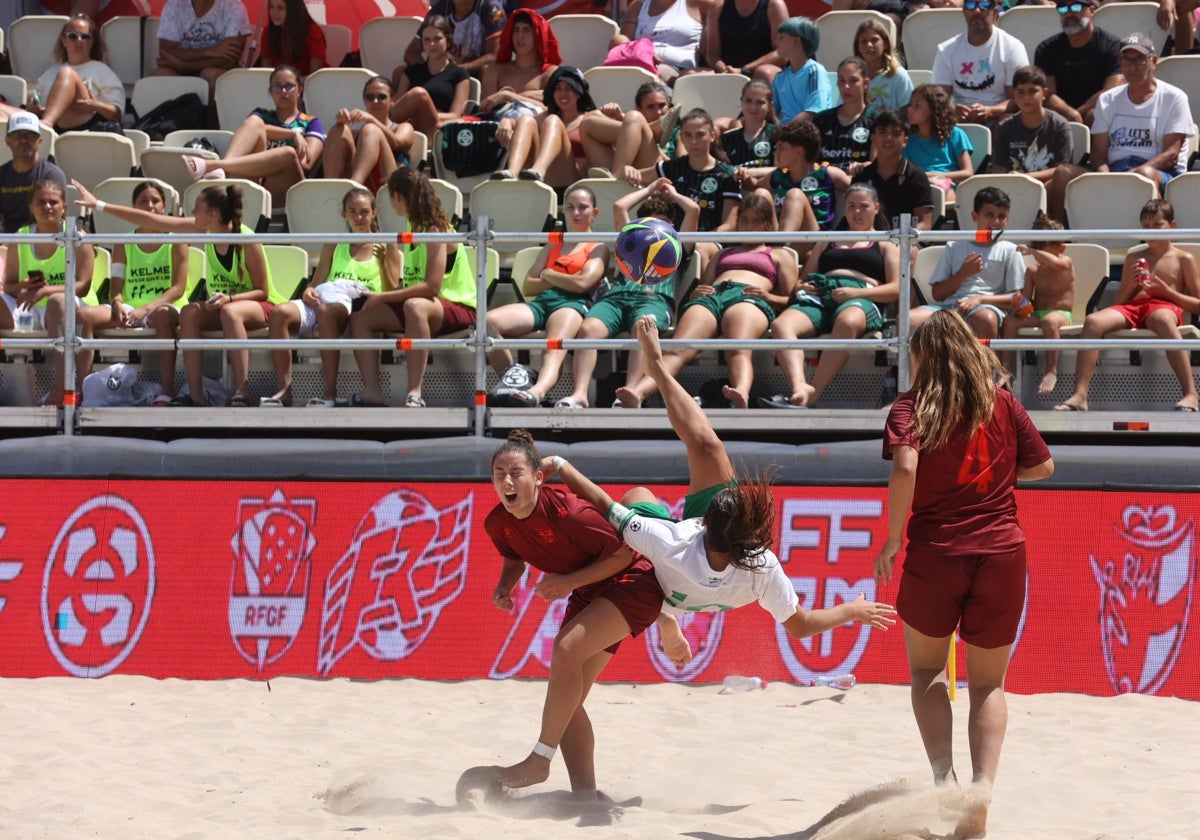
left=228, top=489, right=317, bottom=671
left=0, top=526, right=20, bottom=616
left=41, top=496, right=155, bottom=678
left=491, top=569, right=569, bottom=679
left=317, top=490, right=471, bottom=675
left=645, top=612, right=724, bottom=682
left=1090, top=504, right=1195, bottom=695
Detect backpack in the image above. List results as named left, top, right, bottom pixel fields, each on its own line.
left=132, top=92, right=207, bottom=142
left=439, top=121, right=505, bottom=178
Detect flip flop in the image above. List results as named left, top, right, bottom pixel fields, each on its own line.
left=259, top=397, right=287, bottom=408
left=1173, top=403, right=1198, bottom=412
left=404, top=394, right=427, bottom=408
left=1053, top=402, right=1086, bottom=412
left=757, top=394, right=811, bottom=410
left=151, top=393, right=173, bottom=407
left=554, top=397, right=584, bottom=410
left=166, top=393, right=198, bottom=407
left=305, top=398, right=336, bottom=408
left=227, top=393, right=251, bottom=407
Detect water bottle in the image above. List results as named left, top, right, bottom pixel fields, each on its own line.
left=814, top=673, right=857, bottom=690
left=14, top=305, right=33, bottom=332
left=720, top=675, right=766, bottom=693
left=1011, top=291, right=1034, bottom=318
left=1135, top=258, right=1151, bottom=287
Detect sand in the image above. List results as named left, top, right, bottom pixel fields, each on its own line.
left=1, top=677, right=1195, bottom=839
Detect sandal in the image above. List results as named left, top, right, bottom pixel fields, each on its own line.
left=227, top=393, right=251, bottom=407
left=757, top=394, right=810, bottom=410
left=554, top=397, right=584, bottom=410
left=404, top=394, right=427, bottom=408
left=166, top=393, right=197, bottom=407
left=518, top=169, right=544, bottom=182
left=259, top=397, right=287, bottom=408
left=305, top=397, right=336, bottom=408
left=151, top=394, right=173, bottom=407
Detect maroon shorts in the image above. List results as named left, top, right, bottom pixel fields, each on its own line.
left=564, top=557, right=664, bottom=654
left=255, top=301, right=275, bottom=319
left=897, top=542, right=1026, bottom=649
left=1108, top=298, right=1183, bottom=330
left=385, top=298, right=477, bottom=334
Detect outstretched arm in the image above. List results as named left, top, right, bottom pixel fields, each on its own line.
left=781, top=593, right=897, bottom=639
left=541, top=455, right=617, bottom=523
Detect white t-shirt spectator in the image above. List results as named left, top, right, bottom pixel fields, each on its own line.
left=157, top=0, right=251, bottom=51
left=1092, top=80, right=1194, bottom=172
left=35, top=60, right=124, bottom=116
left=932, top=29, right=1028, bottom=109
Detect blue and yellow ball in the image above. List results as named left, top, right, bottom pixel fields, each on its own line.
left=614, top=218, right=683, bottom=286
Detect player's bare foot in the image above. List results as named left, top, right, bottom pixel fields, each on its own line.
left=1037, top=371, right=1057, bottom=395
left=791, top=384, right=817, bottom=406
left=953, top=786, right=990, bottom=838
left=613, top=387, right=642, bottom=409
left=634, top=315, right=663, bottom=361
left=722, top=384, right=748, bottom=409
left=657, top=617, right=693, bottom=667
left=498, top=753, right=551, bottom=788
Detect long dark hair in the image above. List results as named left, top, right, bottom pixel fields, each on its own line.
left=387, top=168, right=450, bottom=233
left=704, top=472, right=776, bottom=570
left=264, top=0, right=318, bottom=66
left=199, top=184, right=245, bottom=262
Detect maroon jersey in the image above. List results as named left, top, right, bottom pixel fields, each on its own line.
left=883, top=387, right=1051, bottom=554
left=485, top=485, right=622, bottom=576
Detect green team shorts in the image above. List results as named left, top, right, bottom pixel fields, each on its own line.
left=524, top=287, right=590, bottom=331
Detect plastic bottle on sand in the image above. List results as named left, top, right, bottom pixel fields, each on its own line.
left=813, top=674, right=857, bottom=690
left=720, top=675, right=765, bottom=693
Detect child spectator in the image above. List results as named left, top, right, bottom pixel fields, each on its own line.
left=999, top=217, right=1075, bottom=395
left=911, top=186, right=1025, bottom=340
left=771, top=16, right=831, bottom=123
left=757, top=118, right=848, bottom=250
left=721, top=80, right=777, bottom=184
left=853, top=110, right=935, bottom=233
left=258, top=0, right=326, bottom=77
left=854, top=18, right=912, bottom=121
left=904, top=84, right=973, bottom=204
left=991, top=66, right=1073, bottom=185
left=558, top=178, right=699, bottom=409
left=808, top=57, right=874, bottom=174
left=1055, top=199, right=1200, bottom=413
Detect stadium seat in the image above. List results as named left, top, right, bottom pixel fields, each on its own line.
left=672, top=73, right=751, bottom=122
left=1066, top=121, right=1090, bottom=166
left=375, top=178, right=463, bottom=235
left=9, top=15, right=68, bottom=84
left=1018, top=244, right=1110, bottom=338
left=1063, top=172, right=1158, bottom=263
left=131, top=75, right=209, bottom=123
left=996, top=5, right=1059, bottom=63
left=140, top=145, right=218, bottom=204
left=1154, top=56, right=1200, bottom=126
left=565, top=177, right=637, bottom=233
left=302, top=67, right=375, bottom=138
left=583, top=66, right=658, bottom=112
left=547, top=15, right=620, bottom=73
left=214, top=68, right=274, bottom=132
left=1092, top=2, right=1170, bottom=54
left=469, top=179, right=557, bottom=269
left=906, top=68, right=932, bottom=88
left=101, top=15, right=160, bottom=97
left=285, top=178, right=368, bottom=261
left=815, top=11, right=897, bottom=72
left=161, top=129, right=235, bottom=156
left=182, top=177, right=273, bottom=233
left=0, top=75, right=27, bottom=111
left=910, top=244, right=942, bottom=306
left=954, top=173, right=1045, bottom=231
left=264, top=244, right=311, bottom=303
left=1164, top=172, right=1200, bottom=230
left=359, top=17, right=423, bottom=77
left=900, top=9, right=962, bottom=71
left=53, top=132, right=138, bottom=193
left=92, top=178, right=181, bottom=235
left=321, top=24, right=352, bottom=69
left=958, top=121, right=992, bottom=173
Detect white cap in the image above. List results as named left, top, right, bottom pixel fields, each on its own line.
left=6, top=111, right=40, bottom=136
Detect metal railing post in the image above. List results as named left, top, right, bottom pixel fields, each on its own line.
left=473, top=214, right=491, bottom=438
left=896, top=213, right=915, bottom=392
left=60, top=214, right=78, bottom=437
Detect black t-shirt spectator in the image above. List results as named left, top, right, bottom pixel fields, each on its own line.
left=1034, top=28, right=1122, bottom=111
left=0, top=158, right=68, bottom=233
left=657, top=157, right=740, bottom=231
left=853, top=157, right=934, bottom=226
left=403, top=62, right=470, bottom=112
left=811, top=108, right=874, bottom=170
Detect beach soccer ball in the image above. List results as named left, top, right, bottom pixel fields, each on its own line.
left=615, top=218, right=682, bottom=286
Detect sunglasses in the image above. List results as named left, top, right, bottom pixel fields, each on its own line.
left=363, top=93, right=390, bottom=102
left=64, top=31, right=93, bottom=40
left=269, top=82, right=298, bottom=93
left=963, top=1, right=995, bottom=10
left=1056, top=2, right=1090, bottom=13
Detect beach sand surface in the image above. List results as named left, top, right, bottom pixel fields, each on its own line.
left=1, top=677, right=1195, bottom=839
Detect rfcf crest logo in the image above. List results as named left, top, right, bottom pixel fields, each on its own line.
left=1090, top=504, right=1195, bottom=695
left=229, top=490, right=317, bottom=671
left=318, top=490, right=471, bottom=675
left=41, top=496, right=156, bottom=677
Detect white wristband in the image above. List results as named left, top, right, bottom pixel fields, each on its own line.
left=532, top=741, right=556, bottom=760
left=94, top=200, right=107, bottom=213
left=552, top=455, right=566, bottom=470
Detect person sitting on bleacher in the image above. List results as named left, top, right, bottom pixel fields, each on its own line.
left=321, top=76, right=416, bottom=191
left=76, top=179, right=273, bottom=407
left=0, top=112, right=67, bottom=235
left=701, top=0, right=788, bottom=84
left=104, top=180, right=191, bottom=407
left=390, top=16, right=472, bottom=142
left=577, top=81, right=674, bottom=185
left=27, top=14, right=124, bottom=134
left=490, top=65, right=596, bottom=186
left=348, top=168, right=476, bottom=409
left=486, top=185, right=610, bottom=408
left=764, top=182, right=899, bottom=409
left=3, top=180, right=98, bottom=407
left=613, top=0, right=706, bottom=83
left=614, top=193, right=799, bottom=409
left=402, top=0, right=507, bottom=79
left=181, top=64, right=325, bottom=209
left=256, top=0, right=327, bottom=78
left=152, top=0, right=251, bottom=103
left=478, top=9, right=560, bottom=121
left=265, top=186, right=400, bottom=408
left=1055, top=198, right=1200, bottom=414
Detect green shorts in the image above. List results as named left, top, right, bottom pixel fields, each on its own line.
left=787, top=296, right=883, bottom=335
left=628, top=482, right=728, bottom=523
left=682, top=281, right=775, bottom=324
left=1033, top=308, right=1072, bottom=324
left=525, top=287, right=590, bottom=331
left=585, top=280, right=672, bottom=336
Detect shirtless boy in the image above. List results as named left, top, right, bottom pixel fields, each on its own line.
left=1055, top=199, right=1200, bottom=413
left=478, top=11, right=557, bottom=157
left=1000, top=217, right=1075, bottom=394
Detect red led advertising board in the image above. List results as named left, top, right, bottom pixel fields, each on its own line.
left=1, top=481, right=1195, bottom=699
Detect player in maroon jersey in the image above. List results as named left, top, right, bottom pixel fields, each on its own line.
left=485, top=429, right=672, bottom=795
left=875, top=309, right=1054, bottom=839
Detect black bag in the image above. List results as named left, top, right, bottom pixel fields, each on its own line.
left=440, top=121, right=504, bottom=178
left=182, top=135, right=218, bottom=154
left=132, top=92, right=206, bottom=142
